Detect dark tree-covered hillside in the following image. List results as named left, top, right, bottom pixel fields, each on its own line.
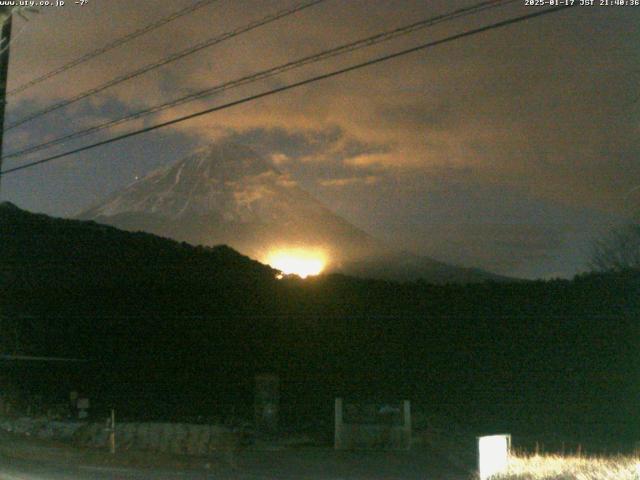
left=1, top=203, right=638, bottom=447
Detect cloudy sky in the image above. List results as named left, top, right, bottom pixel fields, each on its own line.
left=1, top=0, right=638, bottom=278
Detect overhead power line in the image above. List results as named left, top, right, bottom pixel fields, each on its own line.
left=4, top=0, right=516, bottom=161
left=0, top=5, right=573, bottom=177
left=4, top=0, right=327, bottom=131
left=7, top=0, right=221, bottom=97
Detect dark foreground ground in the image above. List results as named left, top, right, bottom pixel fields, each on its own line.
left=0, top=432, right=469, bottom=480
left=0, top=453, right=469, bottom=480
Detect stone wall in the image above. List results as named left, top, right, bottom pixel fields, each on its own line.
left=74, top=422, right=242, bottom=456
left=0, top=417, right=243, bottom=456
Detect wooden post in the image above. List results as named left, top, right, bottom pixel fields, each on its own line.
left=108, top=408, right=116, bottom=454
left=334, top=397, right=343, bottom=450
left=402, top=400, right=411, bottom=450
left=254, top=374, right=279, bottom=435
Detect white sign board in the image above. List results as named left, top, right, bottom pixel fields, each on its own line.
left=478, top=434, right=510, bottom=480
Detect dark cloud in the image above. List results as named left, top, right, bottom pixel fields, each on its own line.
left=221, top=126, right=345, bottom=160
left=218, top=125, right=390, bottom=187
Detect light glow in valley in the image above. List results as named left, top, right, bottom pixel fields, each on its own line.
left=265, top=248, right=326, bottom=279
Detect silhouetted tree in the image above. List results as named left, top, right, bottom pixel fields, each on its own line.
left=591, top=223, right=640, bottom=271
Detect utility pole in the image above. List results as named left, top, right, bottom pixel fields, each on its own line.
left=0, top=7, right=13, bottom=196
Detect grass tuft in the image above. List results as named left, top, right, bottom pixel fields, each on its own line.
left=491, top=453, right=640, bottom=480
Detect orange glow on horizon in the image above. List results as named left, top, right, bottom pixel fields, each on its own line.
left=264, top=248, right=326, bottom=279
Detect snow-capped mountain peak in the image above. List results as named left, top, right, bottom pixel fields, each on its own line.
left=78, top=141, right=378, bottom=264
left=83, top=141, right=325, bottom=224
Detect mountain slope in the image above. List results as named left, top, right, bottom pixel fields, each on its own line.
left=78, top=141, right=509, bottom=283
left=336, top=250, right=511, bottom=284
left=0, top=201, right=277, bottom=314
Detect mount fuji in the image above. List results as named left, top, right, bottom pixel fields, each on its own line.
left=78, top=141, right=508, bottom=283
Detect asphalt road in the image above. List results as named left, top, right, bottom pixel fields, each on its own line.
left=0, top=448, right=469, bottom=480
left=2, top=455, right=216, bottom=480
